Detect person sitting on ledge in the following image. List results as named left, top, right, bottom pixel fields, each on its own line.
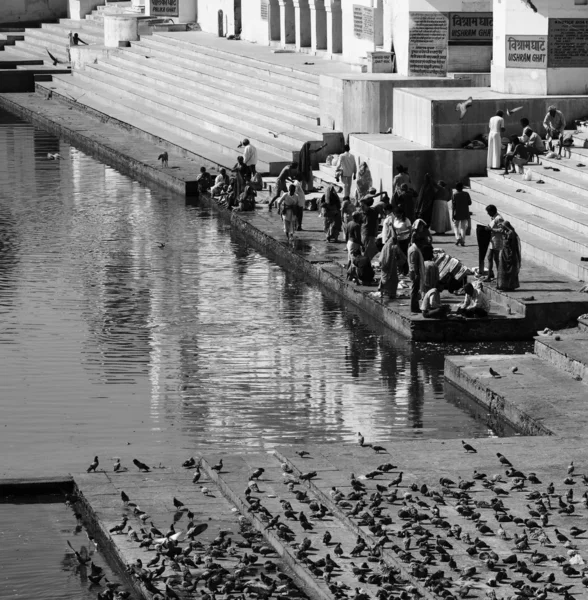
left=520, top=126, right=545, bottom=162
left=196, top=166, right=212, bottom=193
left=457, top=282, right=490, bottom=318
left=503, top=135, right=530, bottom=175
left=420, top=282, right=451, bottom=319
left=347, top=249, right=375, bottom=286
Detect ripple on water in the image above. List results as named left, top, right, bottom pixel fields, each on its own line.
left=0, top=110, right=525, bottom=474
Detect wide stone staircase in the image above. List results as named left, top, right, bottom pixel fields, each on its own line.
left=32, top=27, right=341, bottom=175
left=468, top=134, right=588, bottom=281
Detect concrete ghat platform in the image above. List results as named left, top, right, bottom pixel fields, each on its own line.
left=394, top=87, right=588, bottom=149
left=444, top=352, right=588, bottom=437
left=0, top=90, right=580, bottom=342
left=46, top=438, right=588, bottom=600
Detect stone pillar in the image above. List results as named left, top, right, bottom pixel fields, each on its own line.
left=268, top=0, right=281, bottom=41
left=492, top=0, right=588, bottom=95
left=309, top=0, right=327, bottom=51
left=278, top=0, right=296, bottom=45
left=103, top=14, right=140, bottom=47
left=293, top=0, right=311, bottom=48
left=325, top=0, right=342, bottom=55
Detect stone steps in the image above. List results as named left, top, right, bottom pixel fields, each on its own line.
left=52, top=69, right=299, bottom=164
left=36, top=78, right=287, bottom=174
left=84, top=59, right=327, bottom=146
left=534, top=332, right=588, bottom=383
left=109, top=50, right=320, bottom=123
left=470, top=176, right=588, bottom=236
left=468, top=191, right=588, bottom=281
left=136, top=35, right=319, bottom=102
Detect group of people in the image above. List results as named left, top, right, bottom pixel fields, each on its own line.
left=209, top=139, right=264, bottom=211
left=487, top=105, right=572, bottom=174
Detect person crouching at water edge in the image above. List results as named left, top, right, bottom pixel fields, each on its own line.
left=277, top=184, right=299, bottom=240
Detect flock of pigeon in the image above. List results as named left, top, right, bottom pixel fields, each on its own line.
left=76, top=440, right=588, bottom=600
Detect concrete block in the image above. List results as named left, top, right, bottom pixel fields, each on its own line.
left=103, top=14, right=140, bottom=48
left=319, top=73, right=471, bottom=137
left=393, top=87, right=588, bottom=149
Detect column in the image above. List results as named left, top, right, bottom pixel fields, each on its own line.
left=293, top=0, right=312, bottom=49
left=278, top=0, right=296, bottom=45
left=325, top=0, right=342, bottom=55
left=268, top=0, right=281, bottom=41
left=309, top=0, right=327, bottom=51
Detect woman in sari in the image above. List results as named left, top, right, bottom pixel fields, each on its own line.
left=411, top=218, right=433, bottom=248
left=379, top=235, right=406, bottom=300
left=430, top=180, right=452, bottom=234
left=497, top=221, right=521, bottom=291
left=320, top=184, right=342, bottom=242
left=354, top=162, right=373, bottom=204
left=415, top=173, right=436, bottom=227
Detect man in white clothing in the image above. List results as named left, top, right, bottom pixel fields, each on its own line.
left=240, top=139, right=258, bottom=174
left=487, top=110, right=505, bottom=169
left=335, top=144, right=357, bottom=198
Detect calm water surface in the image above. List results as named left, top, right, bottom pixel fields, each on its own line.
left=0, top=110, right=524, bottom=478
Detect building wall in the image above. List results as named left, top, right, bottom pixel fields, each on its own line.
left=0, top=0, right=67, bottom=24
left=390, top=0, right=492, bottom=76
left=341, top=0, right=384, bottom=63
left=198, top=0, right=238, bottom=37
left=492, top=0, right=588, bottom=94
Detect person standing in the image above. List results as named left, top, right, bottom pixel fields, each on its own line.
left=354, top=162, right=372, bottom=204
left=430, top=180, right=452, bottom=234
left=334, top=144, right=357, bottom=198
left=487, top=110, right=505, bottom=169
left=543, top=105, right=566, bottom=154
left=415, top=173, right=436, bottom=227
left=320, top=185, right=342, bottom=242
left=277, top=184, right=299, bottom=240
left=240, top=139, right=257, bottom=174
left=293, top=180, right=306, bottom=231
left=360, top=198, right=379, bottom=261
left=392, top=208, right=411, bottom=276
left=346, top=211, right=362, bottom=266
left=269, top=162, right=299, bottom=210
left=393, top=165, right=411, bottom=194
left=408, top=234, right=425, bottom=313
left=483, top=204, right=505, bottom=282
left=496, top=221, right=521, bottom=291
left=451, top=182, right=471, bottom=246
left=378, top=235, right=406, bottom=300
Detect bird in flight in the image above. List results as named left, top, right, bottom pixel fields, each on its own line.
left=507, top=106, right=524, bottom=116
left=47, top=153, right=62, bottom=160
left=455, top=97, right=473, bottom=120
left=46, top=49, right=64, bottom=65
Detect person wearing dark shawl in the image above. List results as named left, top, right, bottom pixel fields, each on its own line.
left=347, top=249, right=375, bottom=285
left=299, top=142, right=327, bottom=190
left=497, top=221, right=521, bottom=291
left=320, top=184, right=342, bottom=242
left=392, top=183, right=416, bottom=223
left=415, top=173, right=436, bottom=227
left=378, top=235, right=406, bottom=300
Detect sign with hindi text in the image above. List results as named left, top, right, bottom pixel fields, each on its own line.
left=260, top=0, right=268, bottom=20
left=505, top=35, right=547, bottom=69
left=150, top=0, right=178, bottom=17
left=548, top=19, right=588, bottom=68
left=408, top=12, right=448, bottom=76
left=448, top=13, right=492, bottom=44
left=353, top=5, right=375, bottom=41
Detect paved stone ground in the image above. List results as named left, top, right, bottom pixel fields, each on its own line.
left=68, top=438, right=588, bottom=600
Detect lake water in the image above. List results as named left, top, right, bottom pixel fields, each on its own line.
left=0, top=109, right=526, bottom=482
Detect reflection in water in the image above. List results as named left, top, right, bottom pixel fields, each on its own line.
left=0, top=110, right=525, bottom=475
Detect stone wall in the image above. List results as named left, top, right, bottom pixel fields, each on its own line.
left=0, top=0, right=68, bottom=24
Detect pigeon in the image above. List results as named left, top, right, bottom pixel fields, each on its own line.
left=113, top=458, right=121, bottom=472
left=507, top=106, right=524, bottom=116
left=489, top=367, right=501, bottom=378
left=158, top=152, right=168, bottom=167
left=497, top=453, right=512, bottom=467
left=511, top=366, right=518, bottom=373
left=462, top=441, right=477, bottom=453
left=211, top=459, right=223, bottom=472
left=358, top=432, right=365, bottom=447
left=121, top=490, right=130, bottom=504
left=455, top=97, right=473, bottom=120
left=133, top=458, right=150, bottom=472
left=87, top=456, right=99, bottom=472
left=46, top=49, right=63, bottom=65
left=372, top=445, right=387, bottom=454
left=250, top=467, right=265, bottom=480
left=296, top=450, right=310, bottom=458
